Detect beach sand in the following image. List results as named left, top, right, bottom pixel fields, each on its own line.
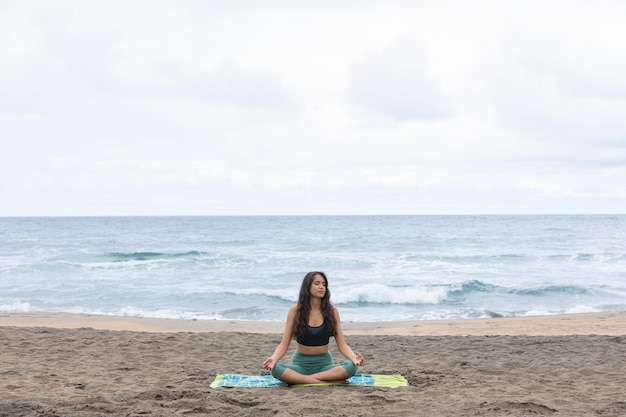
left=1, top=312, right=626, bottom=416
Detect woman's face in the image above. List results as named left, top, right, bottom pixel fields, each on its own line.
left=309, top=274, right=327, bottom=299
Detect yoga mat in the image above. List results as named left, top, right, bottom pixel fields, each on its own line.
left=210, top=373, right=408, bottom=388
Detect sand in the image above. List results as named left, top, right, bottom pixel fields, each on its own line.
left=1, top=312, right=626, bottom=416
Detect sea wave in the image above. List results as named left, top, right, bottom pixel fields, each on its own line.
left=220, top=284, right=448, bottom=306
left=0, top=300, right=31, bottom=313
left=108, top=251, right=205, bottom=261
left=448, top=280, right=618, bottom=298
left=218, top=279, right=625, bottom=308
left=333, top=283, right=448, bottom=305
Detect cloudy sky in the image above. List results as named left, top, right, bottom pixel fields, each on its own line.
left=1, top=0, right=625, bottom=216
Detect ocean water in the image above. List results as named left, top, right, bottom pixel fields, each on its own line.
left=1, top=215, right=625, bottom=322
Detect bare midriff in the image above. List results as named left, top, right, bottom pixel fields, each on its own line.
left=296, top=343, right=329, bottom=355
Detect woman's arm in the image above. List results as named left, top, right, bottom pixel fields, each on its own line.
left=263, top=305, right=297, bottom=370
left=332, top=307, right=365, bottom=366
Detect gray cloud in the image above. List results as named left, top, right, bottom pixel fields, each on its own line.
left=476, top=4, right=626, bottom=148
left=483, top=46, right=626, bottom=147
left=0, top=2, right=293, bottom=114
left=0, top=6, right=127, bottom=113
left=148, top=58, right=293, bottom=108
left=347, top=36, right=455, bottom=122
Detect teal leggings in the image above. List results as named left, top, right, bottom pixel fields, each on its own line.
left=271, top=351, right=358, bottom=379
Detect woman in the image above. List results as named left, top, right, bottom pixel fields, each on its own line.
left=263, top=271, right=365, bottom=385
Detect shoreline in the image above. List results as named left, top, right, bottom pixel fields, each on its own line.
left=2, top=310, right=625, bottom=335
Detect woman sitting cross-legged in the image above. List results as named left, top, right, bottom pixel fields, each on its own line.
left=263, top=271, right=365, bottom=385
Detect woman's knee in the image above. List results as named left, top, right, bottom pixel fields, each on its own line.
left=341, top=361, right=358, bottom=378
left=271, top=363, right=286, bottom=379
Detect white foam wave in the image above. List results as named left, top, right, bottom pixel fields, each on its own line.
left=0, top=300, right=31, bottom=313
left=564, top=305, right=599, bottom=314
left=64, top=305, right=223, bottom=321
left=522, top=304, right=600, bottom=317
left=210, top=283, right=449, bottom=307
left=333, top=284, right=448, bottom=305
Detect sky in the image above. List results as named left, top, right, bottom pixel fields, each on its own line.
left=1, top=0, right=625, bottom=216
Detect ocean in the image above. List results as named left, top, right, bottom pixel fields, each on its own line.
left=1, top=215, right=625, bottom=322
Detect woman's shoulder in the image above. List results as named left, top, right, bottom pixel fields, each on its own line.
left=287, top=304, right=299, bottom=316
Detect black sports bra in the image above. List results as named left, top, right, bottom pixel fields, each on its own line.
left=297, top=321, right=330, bottom=346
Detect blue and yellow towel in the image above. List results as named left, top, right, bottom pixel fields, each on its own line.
left=210, top=373, right=408, bottom=388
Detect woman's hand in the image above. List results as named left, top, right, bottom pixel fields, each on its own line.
left=263, top=357, right=275, bottom=370
left=353, top=352, right=365, bottom=366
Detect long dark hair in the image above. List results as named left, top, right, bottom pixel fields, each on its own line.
left=293, top=271, right=337, bottom=341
